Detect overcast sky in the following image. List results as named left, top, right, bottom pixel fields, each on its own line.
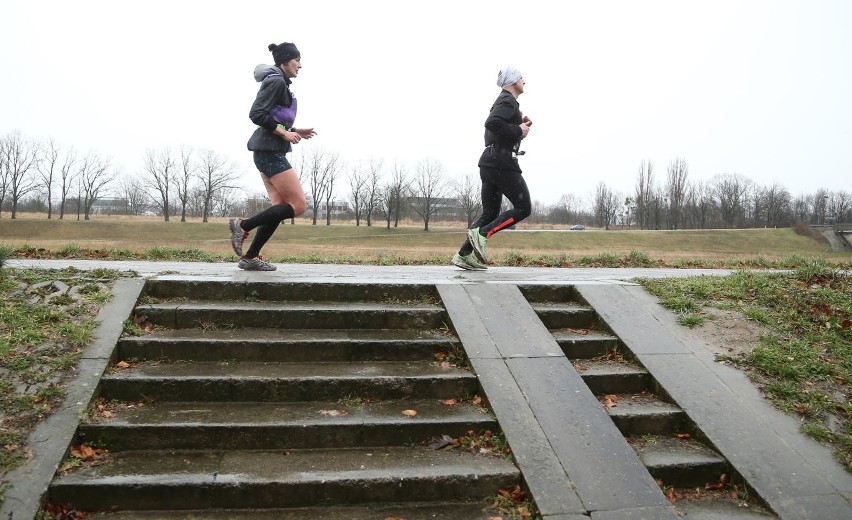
left=2, top=1, right=850, bottom=206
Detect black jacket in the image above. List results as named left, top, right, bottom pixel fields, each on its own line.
left=247, top=66, right=294, bottom=153
left=477, top=90, right=523, bottom=173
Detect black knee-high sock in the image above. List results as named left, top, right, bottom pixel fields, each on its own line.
left=242, top=203, right=295, bottom=258
left=244, top=222, right=280, bottom=258
left=241, top=203, right=294, bottom=232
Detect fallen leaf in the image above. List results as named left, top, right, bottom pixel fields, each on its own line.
left=675, top=432, right=691, bottom=439
left=440, top=361, right=451, bottom=368
left=71, top=444, right=95, bottom=460
left=401, top=409, right=418, bottom=416
left=794, top=403, right=806, bottom=415
left=574, top=363, right=589, bottom=371
left=842, top=319, right=851, bottom=329
left=567, top=328, right=590, bottom=335
left=441, top=399, right=457, bottom=406
left=319, top=409, right=348, bottom=417
left=115, top=361, right=130, bottom=369
left=706, top=473, right=728, bottom=490
left=384, top=517, right=405, bottom=520
left=428, top=435, right=456, bottom=450
left=101, top=410, right=114, bottom=419
left=487, top=517, right=504, bottom=520
left=472, top=395, right=482, bottom=405
left=602, top=395, right=619, bottom=408
left=666, top=487, right=678, bottom=502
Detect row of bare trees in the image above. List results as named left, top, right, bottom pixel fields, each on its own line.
left=0, top=131, right=114, bottom=220
left=4, top=130, right=849, bottom=230
left=590, top=158, right=851, bottom=230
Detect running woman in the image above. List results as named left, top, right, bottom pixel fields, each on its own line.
left=452, top=66, right=533, bottom=270
left=229, top=42, right=316, bottom=271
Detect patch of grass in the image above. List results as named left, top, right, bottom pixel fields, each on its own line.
left=637, top=267, right=852, bottom=470
left=0, top=268, right=123, bottom=503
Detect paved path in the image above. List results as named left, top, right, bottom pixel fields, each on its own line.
left=6, top=259, right=736, bottom=284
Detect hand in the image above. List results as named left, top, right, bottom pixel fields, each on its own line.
left=283, top=130, right=301, bottom=144
left=523, top=115, right=533, bottom=126
left=296, top=128, right=317, bottom=139
left=520, top=122, right=531, bottom=139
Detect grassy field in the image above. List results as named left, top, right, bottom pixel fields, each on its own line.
left=0, top=214, right=849, bottom=268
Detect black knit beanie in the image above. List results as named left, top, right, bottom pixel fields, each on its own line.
left=269, top=42, right=300, bottom=65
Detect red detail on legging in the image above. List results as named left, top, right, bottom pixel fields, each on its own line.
left=486, top=217, right=515, bottom=238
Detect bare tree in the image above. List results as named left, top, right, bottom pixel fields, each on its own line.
left=713, top=173, right=752, bottom=228
left=0, top=136, right=7, bottom=216
left=57, top=146, right=78, bottom=219
left=36, top=138, right=62, bottom=218
left=1, top=130, right=39, bottom=219
left=196, top=149, right=240, bottom=222
left=322, top=153, right=341, bottom=226
left=760, top=182, right=791, bottom=228
left=665, top=157, right=689, bottom=229
left=828, top=190, right=851, bottom=224
left=77, top=152, right=115, bottom=220
left=116, top=176, right=150, bottom=215
left=410, top=157, right=448, bottom=231
left=453, top=173, right=481, bottom=227
left=364, top=157, right=383, bottom=226
left=302, top=148, right=340, bottom=225
left=347, top=162, right=367, bottom=226
left=142, top=148, right=177, bottom=221
left=212, top=186, right=241, bottom=218
left=593, top=182, right=621, bottom=230
left=555, top=193, right=580, bottom=226
left=633, top=160, right=655, bottom=230
left=387, top=160, right=409, bottom=228
left=175, top=146, right=197, bottom=222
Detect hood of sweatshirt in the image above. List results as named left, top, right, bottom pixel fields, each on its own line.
left=254, top=64, right=286, bottom=83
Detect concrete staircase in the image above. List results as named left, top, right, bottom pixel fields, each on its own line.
left=48, top=281, right=520, bottom=517
left=520, top=284, right=777, bottom=518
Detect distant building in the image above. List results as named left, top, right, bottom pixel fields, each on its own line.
left=90, top=198, right=128, bottom=214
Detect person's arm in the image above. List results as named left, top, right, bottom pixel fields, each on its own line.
left=484, top=96, right=522, bottom=143
left=249, top=79, right=289, bottom=132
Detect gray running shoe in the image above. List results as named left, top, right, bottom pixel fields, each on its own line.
left=238, top=255, right=276, bottom=271
left=467, top=227, right=488, bottom=262
left=451, top=252, right=487, bottom=271
left=229, top=218, right=249, bottom=256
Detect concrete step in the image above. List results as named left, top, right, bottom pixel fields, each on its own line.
left=142, top=280, right=441, bottom=304
left=48, top=447, right=520, bottom=511
left=629, top=435, right=729, bottom=488
left=529, top=302, right=598, bottom=329
left=118, top=328, right=458, bottom=362
left=87, top=501, right=510, bottom=519
left=517, top=284, right=585, bottom=305
left=551, top=328, right=622, bottom=359
left=79, top=399, right=496, bottom=450
left=99, top=361, right=478, bottom=402
left=572, top=359, right=653, bottom=394
left=602, top=392, right=689, bottom=435
left=135, top=301, right=447, bottom=330
left=675, top=497, right=777, bottom=518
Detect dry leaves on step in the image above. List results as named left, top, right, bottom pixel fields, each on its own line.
left=319, top=409, right=348, bottom=417
left=602, top=395, right=619, bottom=408
left=441, top=399, right=457, bottom=406
left=401, top=409, right=417, bottom=416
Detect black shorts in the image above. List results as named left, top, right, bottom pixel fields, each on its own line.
left=253, top=151, right=293, bottom=177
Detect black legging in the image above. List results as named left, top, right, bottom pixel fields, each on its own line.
left=459, top=166, right=532, bottom=256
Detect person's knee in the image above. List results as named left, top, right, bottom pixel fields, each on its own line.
left=290, top=197, right=307, bottom=216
